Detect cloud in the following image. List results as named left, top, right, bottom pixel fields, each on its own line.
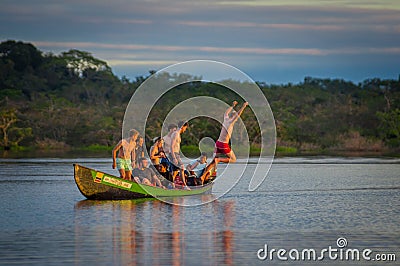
left=175, top=20, right=343, bottom=31
left=33, top=41, right=400, bottom=57
left=107, top=60, right=179, bottom=66
left=33, top=41, right=323, bottom=56
left=2, top=0, right=400, bottom=83
left=217, top=0, right=400, bottom=10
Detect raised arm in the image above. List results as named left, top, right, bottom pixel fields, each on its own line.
left=233, top=102, right=248, bottom=121
left=224, top=101, right=238, bottom=119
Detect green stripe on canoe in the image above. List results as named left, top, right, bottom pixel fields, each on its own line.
left=90, top=169, right=211, bottom=197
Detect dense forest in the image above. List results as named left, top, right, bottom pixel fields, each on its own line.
left=1, top=40, right=399, bottom=156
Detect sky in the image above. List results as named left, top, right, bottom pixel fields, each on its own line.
left=1, top=0, right=400, bottom=84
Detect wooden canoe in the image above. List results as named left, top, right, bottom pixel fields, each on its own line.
left=73, top=164, right=213, bottom=200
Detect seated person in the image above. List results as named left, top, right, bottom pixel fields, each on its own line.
left=157, top=162, right=173, bottom=183
left=133, top=157, right=165, bottom=188
left=186, top=152, right=208, bottom=186
left=150, top=137, right=166, bottom=169
left=173, top=172, right=186, bottom=188
left=150, top=137, right=173, bottom=181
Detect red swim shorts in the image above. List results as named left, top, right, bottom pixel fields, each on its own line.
left=215, top=141, right=231, bottom=155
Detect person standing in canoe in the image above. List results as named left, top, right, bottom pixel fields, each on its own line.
left=135, top=135, right=145, bottom=164
left=203, top=101, right=248, bottom=174
left=162, top=123, right=177, bottom=155
left=169, top=121, right=189, bottom=188
left=112, top=129, right=139, bottom=180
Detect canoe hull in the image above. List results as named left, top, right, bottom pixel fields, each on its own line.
left=74, top=164, right=213, bottom=200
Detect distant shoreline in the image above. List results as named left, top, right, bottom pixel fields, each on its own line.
left=1, top=146, right=398, bottom=159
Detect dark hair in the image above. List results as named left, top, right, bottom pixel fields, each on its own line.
left=168, top=124, right=177, bottom=131
left=201, top=152, right=207, bottom=158
left=138, top=157, right=147, bottom=163
left=178, top=121, right=188, bottom=128
left=153, top=136, right=162, bottom=143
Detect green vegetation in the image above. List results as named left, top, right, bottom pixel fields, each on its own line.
left=1, top=40, right=399, bottom=156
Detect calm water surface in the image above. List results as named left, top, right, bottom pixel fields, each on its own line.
left=0, top=157, right=399, bottom=265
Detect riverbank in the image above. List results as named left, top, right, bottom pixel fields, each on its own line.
left=1, top=145, right=399, bottom=159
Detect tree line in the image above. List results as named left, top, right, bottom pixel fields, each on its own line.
left=1, top=40, right=399, bottom=156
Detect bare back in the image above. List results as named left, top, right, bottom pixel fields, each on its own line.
left=218, top=116, right=236, bottom=143
left=217, top=102, right=248, bottom=143
left=170, top=131, right=181, bottom=154
left=163, top=133, right=173, bottom=154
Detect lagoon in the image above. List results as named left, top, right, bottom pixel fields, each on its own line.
left=0, top=157, right=399, bottom=265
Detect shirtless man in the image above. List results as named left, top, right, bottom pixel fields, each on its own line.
left=112, top=129, right=139, bottom=180
left=215, top=101, right=248, bottom=163
left=203, top=101, right=248, bottom=174
left=169, top=121, right=189, bottom=188
left=162, top=123, right=177, bottom=155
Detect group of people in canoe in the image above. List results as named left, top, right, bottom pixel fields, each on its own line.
left=112, top=101, right=248, bottom=189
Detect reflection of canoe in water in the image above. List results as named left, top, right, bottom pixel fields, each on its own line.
left=74, top=164, right=213, bottom=200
